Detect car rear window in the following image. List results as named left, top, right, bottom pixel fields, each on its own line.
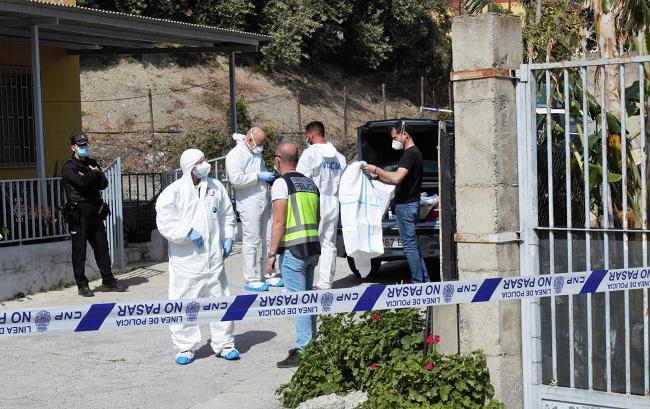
left=358, top=120, right=438, bottom=175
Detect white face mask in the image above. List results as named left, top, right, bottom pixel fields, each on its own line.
left=391, top=139, right=404, bottom=151
left=193, top=161, right=211, bottom=179
left=246, top=138, right=264, bottom=155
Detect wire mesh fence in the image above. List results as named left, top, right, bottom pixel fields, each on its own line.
left=65, top=60, right=451, bottom=172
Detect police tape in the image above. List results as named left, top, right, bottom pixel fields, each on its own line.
left=1, top=267, right=649, bottom=338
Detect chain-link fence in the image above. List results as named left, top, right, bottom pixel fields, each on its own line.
left=60, top=59, right=451, bottom=172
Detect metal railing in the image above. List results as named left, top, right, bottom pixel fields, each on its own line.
left=0, top=159, right=125, bottom=271
left=517, top=54, right=650, bottom=407
left=167, top=155, right=229, bottom=183
left=166, top=155, right=236, bottom=210
left=0, top=177, right=67, bottom=244
left=122, top=172, right=163, bottom=243
left=103, top=157, right=125, bottom=271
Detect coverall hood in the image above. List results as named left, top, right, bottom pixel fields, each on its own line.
left=180, top=149, right=205, bottom=175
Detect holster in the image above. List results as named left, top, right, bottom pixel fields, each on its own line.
left=61, top=202, right=81, bottom=225
left=98, top=201, right=111, bottom=220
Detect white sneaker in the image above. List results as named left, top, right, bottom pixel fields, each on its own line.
left=266, top=277, right=284, bottom=287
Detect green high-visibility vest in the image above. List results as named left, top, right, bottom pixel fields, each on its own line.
left=278, top=171, right=321, bottom=258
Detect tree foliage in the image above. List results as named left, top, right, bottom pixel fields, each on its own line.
left=77, top=0, right=451, bottom=84
left=520, top=0, right=591, bottom=62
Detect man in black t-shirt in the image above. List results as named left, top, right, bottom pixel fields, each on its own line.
left=362, top=121, right=429, bottom=283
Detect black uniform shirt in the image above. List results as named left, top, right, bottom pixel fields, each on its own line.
left=61, top=156, right=108, bottom=203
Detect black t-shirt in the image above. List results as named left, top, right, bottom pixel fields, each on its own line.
left=394, top=146, right=423, bottom=204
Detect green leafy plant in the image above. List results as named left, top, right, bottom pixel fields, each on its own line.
left=221, top=98, right=253, bottom=134
left=171, top=128, right=232, bottom=165
left=277, top=309, right=503, bottom=409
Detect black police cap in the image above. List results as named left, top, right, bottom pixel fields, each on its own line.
left=70, top=132, right=89, bottom=146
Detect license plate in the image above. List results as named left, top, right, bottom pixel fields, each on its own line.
left=383, top=237, right=402, bottom=248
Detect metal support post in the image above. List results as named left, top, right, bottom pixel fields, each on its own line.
left=229, top=52, right=237, bottom=138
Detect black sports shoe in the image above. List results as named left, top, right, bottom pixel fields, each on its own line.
left=95, top=280, right=127, bottom=292
left=277, top=348, right=301, bottom=368
left=78, top=284, right=94, bottom=297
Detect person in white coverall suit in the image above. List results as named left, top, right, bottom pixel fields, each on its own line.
left=156, top=148, right=240, bottom=365
left=297, top=121, right=347, bottom=290
left=225, top=127, right=283, bottom=292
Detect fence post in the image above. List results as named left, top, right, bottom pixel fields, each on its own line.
left=343, top=86, right=348, bottom=138
left=382, top=83, right=387, bottom=119
left=296, top=91, right=302, bottom=134
left=420, top=76, right=425, bottom=109
left=148, top=88, right=156, bottom=167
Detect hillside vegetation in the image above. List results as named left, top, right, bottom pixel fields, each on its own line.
left=81, top=55, right=442, bottom=173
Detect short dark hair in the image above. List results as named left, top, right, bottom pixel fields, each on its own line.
left=393, top=120, right=412, bottom=135
left=305, top=121, right=325, bottom=136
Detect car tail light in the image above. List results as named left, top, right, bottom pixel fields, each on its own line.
left=428, top=207, right=439, bottom=221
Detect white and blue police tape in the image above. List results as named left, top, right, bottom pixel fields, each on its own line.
left=1, top=267, right=649, bottom=338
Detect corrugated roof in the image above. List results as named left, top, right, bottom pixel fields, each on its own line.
left=0, top=0, right=271, bottom=54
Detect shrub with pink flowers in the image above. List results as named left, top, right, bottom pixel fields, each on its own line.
left=277, top=308, right=503, bottom=408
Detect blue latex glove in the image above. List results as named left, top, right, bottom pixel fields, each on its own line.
left=223, top=238, right=234, bottom=258
left=259, top=171, right=276, bottom=182
left=187, top=228, right=204, bottom=249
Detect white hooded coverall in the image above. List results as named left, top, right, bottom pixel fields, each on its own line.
left=297, top=142, right=347, bottom=289
left=225, top=134, right=272, bottom=283
left=156, top=149, right=236, bottom=353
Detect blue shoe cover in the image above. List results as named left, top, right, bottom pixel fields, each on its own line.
left=175, top=351, right=194, bottom=365
left=220, top=348, right=240, bottom=360
left=245, top=283, right=269, bottom=292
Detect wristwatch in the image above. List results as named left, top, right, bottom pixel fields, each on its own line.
left=268, top=252, right=277, bottom=258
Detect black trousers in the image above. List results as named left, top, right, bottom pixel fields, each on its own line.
left=70, top=211, right=115, bottom=287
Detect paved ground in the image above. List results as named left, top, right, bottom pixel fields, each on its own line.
left=0, top=245, right=412, bottom=409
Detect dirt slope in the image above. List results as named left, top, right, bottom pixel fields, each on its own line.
left=79, top=56, right=428, bottom=173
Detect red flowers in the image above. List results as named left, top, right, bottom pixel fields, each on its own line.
left=425, top=362, right=433, bottom=371
left=369, top=363, right=378, bottom=370
left=371, top=313, right=381, bottom=321
left=433, top=335, right=441, bottom=344
left=425, top=334, right=441, bottom=344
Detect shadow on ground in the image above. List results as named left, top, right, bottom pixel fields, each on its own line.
left=333, top=259, right=441, bottom=289
left=194, top=330, right=277, bottom=359
left=333, top=260, right=412, bottom=288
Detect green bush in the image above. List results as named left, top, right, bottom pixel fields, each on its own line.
left=222, top=98, right=252, bottom=135
left=277, top=309, right=504, bottom=409
left=171, top=128, right=232, bottom=166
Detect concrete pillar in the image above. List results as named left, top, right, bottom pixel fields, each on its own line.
left=451, top=13, right=523, bottom=409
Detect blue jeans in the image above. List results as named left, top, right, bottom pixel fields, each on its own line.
left=280, top=250, right=319, bottom=350
left=395, top=202, right=429, bottom=283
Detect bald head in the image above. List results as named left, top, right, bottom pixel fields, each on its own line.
left=246, top=126, right=266, bottom=146
left=273, top=143, right=298, bottom=174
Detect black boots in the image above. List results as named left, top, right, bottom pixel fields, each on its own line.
left=78, top=284, right=94, bottom=297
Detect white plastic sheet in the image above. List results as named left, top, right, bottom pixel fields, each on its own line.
left=339, top=162, right=394, bottom=277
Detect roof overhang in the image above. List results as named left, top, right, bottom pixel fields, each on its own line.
left=0, top=0, right=271, bottom=55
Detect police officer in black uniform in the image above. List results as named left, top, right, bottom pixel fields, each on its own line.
left=62, top=132, right=125, bottom=297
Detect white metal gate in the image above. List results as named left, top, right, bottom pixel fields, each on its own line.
left=517, top=55, right=650, bottom=408
left=103, top=157, right=125, bottom=271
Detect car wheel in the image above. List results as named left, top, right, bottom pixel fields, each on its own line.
left=347, top=257, right=381, bottom=278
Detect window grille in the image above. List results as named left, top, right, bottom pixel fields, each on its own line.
left=0, top=66, right=35, bottom=168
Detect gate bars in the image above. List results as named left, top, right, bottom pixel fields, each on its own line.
left=517, top=55, right=650, bottom=407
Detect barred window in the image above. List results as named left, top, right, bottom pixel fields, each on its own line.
left=0, top=66, right=35, bottom=168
